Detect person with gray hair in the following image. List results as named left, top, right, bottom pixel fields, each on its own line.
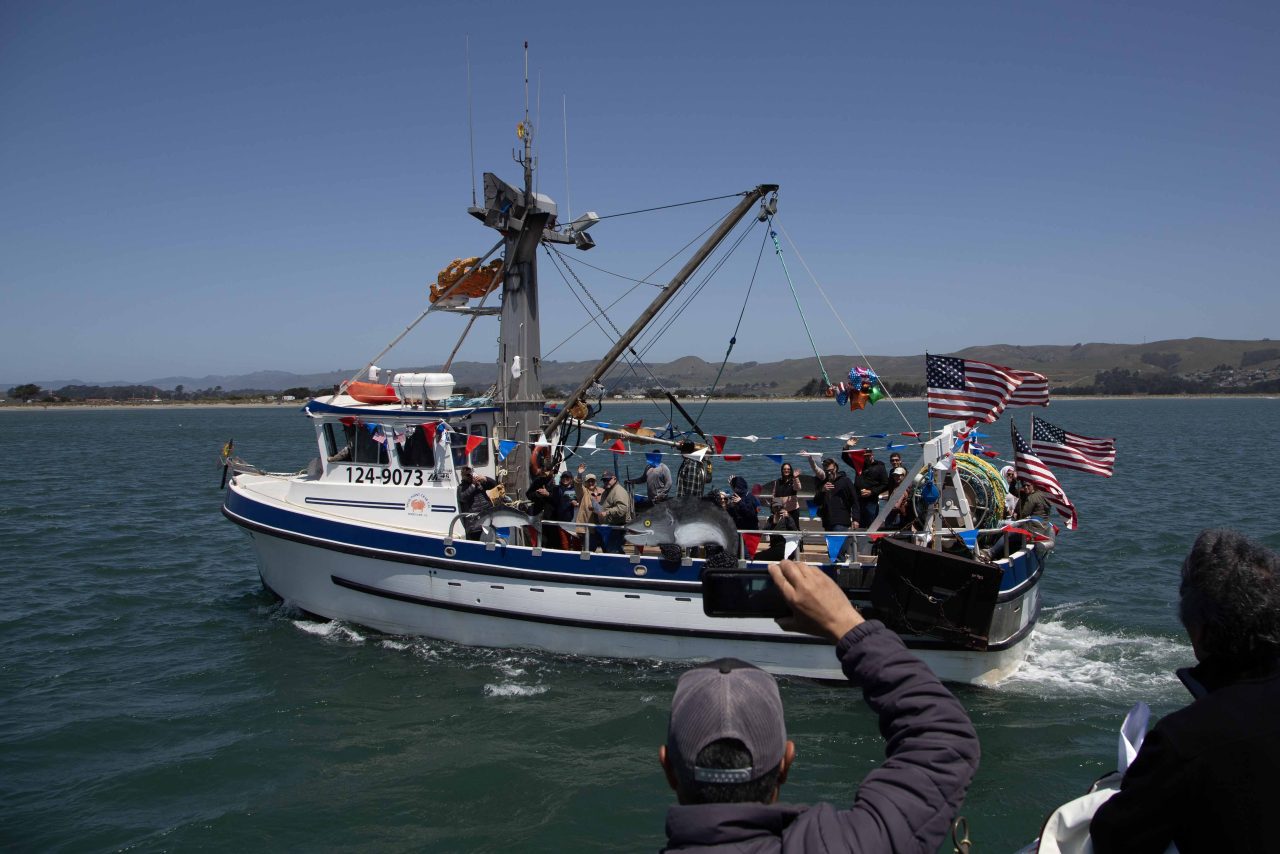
left=1091, top=529, right=1280, bottom=853
left=657, top=560, right=980, bottom=852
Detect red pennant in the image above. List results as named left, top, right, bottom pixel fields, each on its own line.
left=609, top=439, right=626, bottom=454
left=712, top=435, right=727, bottom=455
left=742, top=533, right=761, bottom=558
left=623, top=419, right=643, bottom=430
left=464, top=435, right=483, bottom=456
left=982, top=450, right=999, bottom=458
left=722, top=453, right=742, bottom=462
left=901, top=431, right=920, bottom=438
left=420, top=422, right=438, bottom=444
left=340, top=416, right=356, bottom=427
left=802, top=435, right=821, bottom=441
left=1001, top=525, right=1053, bottom=543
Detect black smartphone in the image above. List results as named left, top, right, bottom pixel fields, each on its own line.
left=701, top=570, right=791, bottom=618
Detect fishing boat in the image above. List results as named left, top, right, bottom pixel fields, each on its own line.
left=221, top=82, right=1059, bottom=686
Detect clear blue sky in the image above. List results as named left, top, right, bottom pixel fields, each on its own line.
left=2, top=1, right=1277, bottom=384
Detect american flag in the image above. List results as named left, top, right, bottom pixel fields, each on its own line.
left=1032, top=416, right=1116, bottom=477
left=1011, top=421, right=1078, bottom=529
left=926, top=354, right=1024, bottom=423
left=1007, top=369, right=1050, bottom=407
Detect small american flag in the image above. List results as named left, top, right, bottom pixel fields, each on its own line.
left=1012, top=421, right=1078, bottom=529
left=926, top=354, right=1023, bottom=423
left=1007, top=369, right=1050, bottom=407
left=1032, top=416, right=1116, bottom=477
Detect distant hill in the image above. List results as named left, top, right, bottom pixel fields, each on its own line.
left=7, top=337, right=1279, bottom=396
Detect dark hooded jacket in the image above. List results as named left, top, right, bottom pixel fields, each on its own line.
left=726, top=476, right=761, bottom=531
left=457, top=476, right=495, bottom=534
left=814, top=471, right=856, bottom=529
left=660, top=621, right=980, bottom=853
left=1090, top=656, right=1280, bottom=853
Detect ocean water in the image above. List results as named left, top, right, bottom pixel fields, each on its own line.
left=2, top=398, right=1277, bottom=852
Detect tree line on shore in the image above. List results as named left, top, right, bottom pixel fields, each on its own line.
left=8, top=368, right=1280, bottom=405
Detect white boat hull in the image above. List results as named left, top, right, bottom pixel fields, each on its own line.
left=235, top=514, right=1035, bottom=686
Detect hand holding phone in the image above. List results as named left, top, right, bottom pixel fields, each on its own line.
left=769, top=560, right=864, bottom=641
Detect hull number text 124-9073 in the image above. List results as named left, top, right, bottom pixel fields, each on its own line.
left=346, top=466, right=425, bottom=486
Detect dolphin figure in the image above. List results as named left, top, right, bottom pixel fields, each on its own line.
left=624, top=496, right=739, bottom=556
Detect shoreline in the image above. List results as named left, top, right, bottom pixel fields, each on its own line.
left=0, top=394, right=1274, bottom=413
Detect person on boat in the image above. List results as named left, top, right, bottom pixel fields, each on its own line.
left=527, top=471, right=576, bottom=549
left=658, top=559, right=980, bottom=853
left=599, top=472, right=634, bottom=553
left=807, top=455, right=857, bottom=562
left=456, top=466, right=497, bottom=541
left=1013, top=478, right=1051, bottom=530
left=882, top=453, right=903, bottom=500
left=771, top=462, right=801, bottom=514
left=844, top=442, right=888, bottom=529
left=758, top=503, right=799, bottom=562
left=573, top=464, right=600, bottom=551
left=881, top=467, right=915, bottom=531
left=726, top=475, right=761, bottom=532
left=1000, top=465, right=1018, bottom=519
left=627, top=458, right=673, bottom=504
left=675, top=442, right=710, bottom=498
left=1090, top=529, right=1280, bottom=853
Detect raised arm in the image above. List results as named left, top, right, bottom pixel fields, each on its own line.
left=769, top=561, right=980, bottom=854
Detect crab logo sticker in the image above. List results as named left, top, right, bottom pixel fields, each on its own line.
left=406, top=493, right=430, bottom=515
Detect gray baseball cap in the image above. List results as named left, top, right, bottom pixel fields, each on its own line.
left=666, top=658, right=786, bottom=785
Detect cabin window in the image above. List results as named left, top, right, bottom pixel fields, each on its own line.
left=398, top=426, right=436, bottom=468
left=353, top=425, right=389, bottom=464
left=450, top=423, right=490, bottom=467
left=323, top=423, right=343, bottom=458
left=324, top=421, right=388, bottom=465
left=469, top=424, right=489, bottom=466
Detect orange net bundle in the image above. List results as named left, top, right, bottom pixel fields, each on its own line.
left=430, top=257, right=504, bottom=303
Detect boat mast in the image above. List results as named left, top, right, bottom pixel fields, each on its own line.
left=542, top=183, right=778, bottom=443
left=470, top=43, right=584, bottom=497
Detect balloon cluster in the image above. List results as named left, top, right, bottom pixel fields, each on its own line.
left=823, top=366, right=886, bottom=411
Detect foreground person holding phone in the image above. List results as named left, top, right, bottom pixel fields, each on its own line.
left=658, top=560, right=980, bottom=853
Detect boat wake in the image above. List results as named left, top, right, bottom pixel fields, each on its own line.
left=286, top=617, right=552, bottom=698
left=290, top=618, right=368, bottom=644
left=998, top=604, right=1188, bottom=700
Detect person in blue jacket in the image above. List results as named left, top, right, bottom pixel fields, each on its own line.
left=658, top=559, right=980, bottom=852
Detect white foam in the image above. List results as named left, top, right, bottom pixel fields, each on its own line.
left=483, top=682, right=549, bottom=698
left=999, top=614, right=1188, bottom=700
left=380, top=639, right=410, bottom=651
left=291, top=619, right=366, bottom=644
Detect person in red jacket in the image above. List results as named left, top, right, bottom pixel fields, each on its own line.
left=658, top=560, right=980, bottom=852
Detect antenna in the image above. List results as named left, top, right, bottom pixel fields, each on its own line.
left=562, top=94, right=571, bottom=223
left=517, top=41, right=533, bottom=195
left=466, top=35, right=476, bottom=207
left=535, top=70, right=542, bottom=196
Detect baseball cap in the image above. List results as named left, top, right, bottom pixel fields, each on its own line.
left=666, top=658, right=786, bottom=785
left=892, top=466, right=907, bottom=476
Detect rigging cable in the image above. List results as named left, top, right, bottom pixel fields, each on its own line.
left=634, top=214, right=758, bottom=362
left=767, top=216, right=831, bottom=390
left=591, top=192, right=748, bottom=223
left=773, top=218, right=918, bottom=437
left=695, top=225, right=770, bottom=423
left=542, top=212, right=725, bottom=359
left=544, top=247, right=684, bottom=426
left=341, top=238, right=504, bottom=393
